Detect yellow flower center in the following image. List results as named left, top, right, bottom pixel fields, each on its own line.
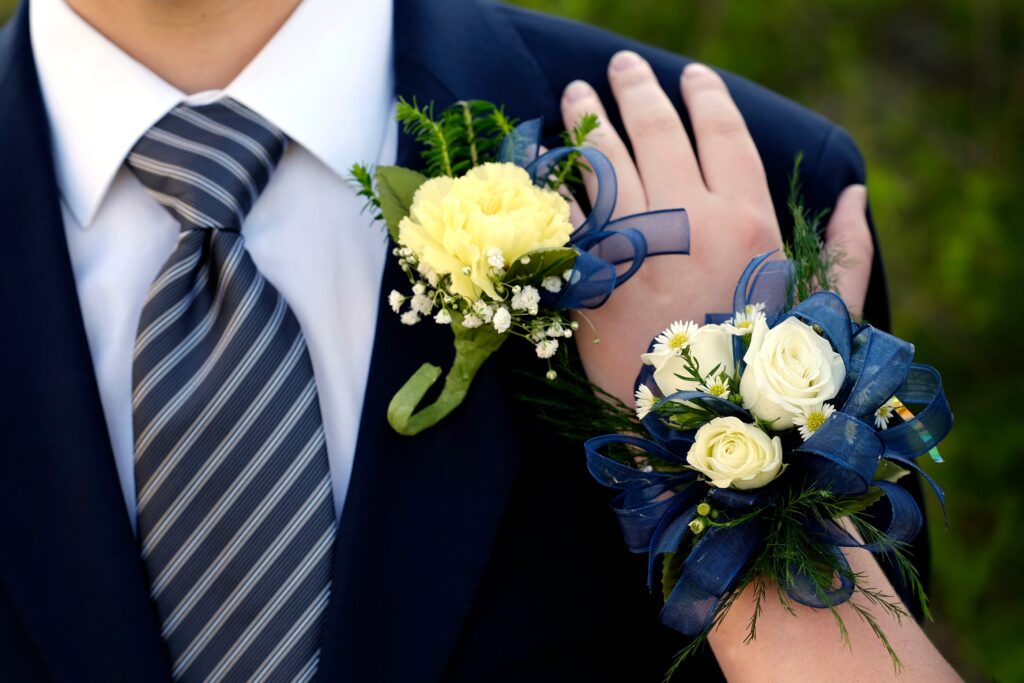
left=668, top=332, right=689, bottom=350
left=708, top=383, right=727, bottom=397
left=805, top=411, right=827, bottom=432
left=737, top=320, right=753, bottom=330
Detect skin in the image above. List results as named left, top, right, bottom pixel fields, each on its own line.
left=562, top=51, right=961, bottom=682
left=59, top=3, right=959, bottom=679
left=66, top=0, right=302, bottom=93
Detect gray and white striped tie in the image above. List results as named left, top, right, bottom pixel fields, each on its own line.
left=128, top=98, right=335, bottom=683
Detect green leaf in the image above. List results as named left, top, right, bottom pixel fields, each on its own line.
left=662, top=551, right=686, bottom=603
left=376, top=166, right=428, bottom=242
left=833, top=486, right=886, bottom=517
left=874, top=460, right=911, bottom=483
left=387, top=311, right=508, bottom=436
left=502, top=247, right=578, bottom=286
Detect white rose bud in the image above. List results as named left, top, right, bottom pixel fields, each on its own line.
left=641, top=324, right=735, bottom=397
left=687, top=416, right=784, bottom=490
left=740, top=317, right=846, bottom=430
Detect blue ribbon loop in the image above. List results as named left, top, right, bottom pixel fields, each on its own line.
left=499, top=120, right=691, bottom=309
left=587, top=252, right=953, bottom=636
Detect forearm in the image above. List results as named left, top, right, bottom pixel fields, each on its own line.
left=708, top=541, right=960, bottom=682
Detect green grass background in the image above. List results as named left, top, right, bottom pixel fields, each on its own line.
left=2, top=0, right=1020, bottom=680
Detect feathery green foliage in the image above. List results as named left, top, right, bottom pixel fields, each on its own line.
left=785, top=153, right=839, bottom=303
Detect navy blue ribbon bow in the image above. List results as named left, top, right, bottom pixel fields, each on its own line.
left=499, top=119, right=691, bottom=309
left=585, top=252, right=952, bottom=636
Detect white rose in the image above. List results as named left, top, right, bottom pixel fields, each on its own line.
left=687, top=416, right=784, bottom=490
left=641, top=324, right=735, bottom=397
left=740, top=317, right=846, bottom=430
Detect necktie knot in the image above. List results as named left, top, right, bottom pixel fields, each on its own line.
left=127, top=98, right=287, bottom=230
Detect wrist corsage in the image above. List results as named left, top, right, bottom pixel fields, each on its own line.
left=583, top=184, right=951, bottom=676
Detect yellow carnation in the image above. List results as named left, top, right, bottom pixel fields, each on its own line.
left=398, top=162, right=573, bottom=301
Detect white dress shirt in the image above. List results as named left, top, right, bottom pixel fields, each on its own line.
left=29, top=0, right=396, bottom=527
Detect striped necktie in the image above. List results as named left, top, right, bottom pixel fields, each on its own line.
left=127, top=98, right=335, bottom=683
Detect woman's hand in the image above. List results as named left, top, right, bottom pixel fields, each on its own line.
left=561, top=51, right=873, bottom=405
left=563, top=51, right=960, bottom=682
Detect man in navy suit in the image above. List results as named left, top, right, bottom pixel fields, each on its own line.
left=0, top=0, right=959, bottom=681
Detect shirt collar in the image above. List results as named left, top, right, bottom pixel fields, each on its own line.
left=30, top=0, right=394, bottom=228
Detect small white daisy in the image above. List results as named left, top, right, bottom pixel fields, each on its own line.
left=874, top=398, right=900, bottom=430
left=461, top=314, right=482, bottom=329
left=702, top=373, right=730, bottom=398
left=541, top=276, right=563, bottom=294
left=634, top=384, right=658, bottom=421
left=388, top=290, right=404, bottom=314
left=653, top=320, right=699, bottom=355
left=794, top=402, right=836, bottom=441
left=486, top=247, right=505, bottom=269
left=723, top=303, right=767, bottom=336
left=400, top=310, right=421, bottom=326
left=492, top=307, right=512, bottom=334
left=433, top=309, right=452, bottom=325
left=535, top=339, right=559, bottom=359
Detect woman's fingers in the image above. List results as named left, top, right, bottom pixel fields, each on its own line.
left=606, top=50, right=704, bottom=208
left=561, top=78, right=647, bottom=217
left=681, top=63, right=771, bottom=208
left=824, top=184, right=873, bottom=319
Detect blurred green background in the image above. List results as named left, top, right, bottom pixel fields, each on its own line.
left=2, top=0, right=1020, bottom=680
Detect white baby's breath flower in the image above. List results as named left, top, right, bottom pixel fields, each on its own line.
left=634, top=384, right=658, bottom=421
left=472, top=299, right=495, bottom=323
left=874, top=398, right=899, bottom=430
left=546, top=323, right=564, bottom=338
left=493, top=307, right=512, bottom=334
left=410, top=293, right=433, bottom=315
left=562, top=268, right=574, bottom=281
left=541, top=276, right=563, bottom=294
left=535, top=339, right=559, bottom=359
left=652, top=320, right=699, bottom=356
left=511, top=285, right=541, bottom=315
left=412, top=282, right=426, bottom=296
left=486, top=247, right=506, bottom=269
left=461, top=314, right=482, bottom=329
left=417, top=261, right=440, bottom=287
left=400, top=310, right=421, bottom=326
left=723, top=303, right=767, bottom=336
left=793, top=402, right=836, bottom=441
left=434, top=309, right=452, bottom=325
left=519, top=256, right=531, bottom=265
left=388, top=290, right=404, bottom=314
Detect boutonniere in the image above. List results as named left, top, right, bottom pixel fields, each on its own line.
left=580, top=176, right=952, bottom=676
left=351, top=100, right=689, bottom=435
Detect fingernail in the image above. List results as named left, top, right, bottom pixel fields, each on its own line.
left=563, top=79, right=593, bottom=104
left=683, top=63, right=712, bottom=80
left=610, top=50, right=642, bottom=72
left=853, top=184, right=868, bottom=206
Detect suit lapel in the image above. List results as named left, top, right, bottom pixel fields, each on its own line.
left=314, top=1, right=559, bottom=681
left=0, top=4, right=171, bottom=681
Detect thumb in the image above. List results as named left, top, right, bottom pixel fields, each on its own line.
left=824, top=184, right=873, bottom=320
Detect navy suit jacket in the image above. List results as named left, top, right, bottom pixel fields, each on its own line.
left=0, top=0, right=927, bottom=681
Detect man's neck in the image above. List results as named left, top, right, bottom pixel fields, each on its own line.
left=66, top=0, right=303, bottom=93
